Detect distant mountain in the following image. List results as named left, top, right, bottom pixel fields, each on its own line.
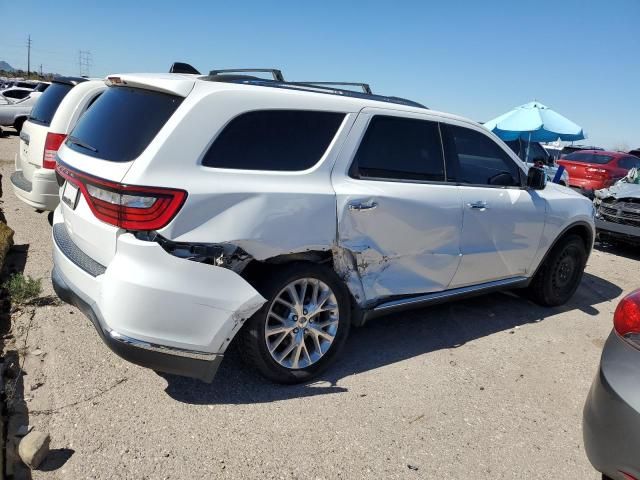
left=0, top=61, right=15, bottom=72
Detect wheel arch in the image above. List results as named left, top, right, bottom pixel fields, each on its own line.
left=532, top=220, right=594, bottom=277
left=239, top=249, right=365, bottom=325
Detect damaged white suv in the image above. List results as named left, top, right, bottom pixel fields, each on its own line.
left=52, top=70, right=595, bottom=384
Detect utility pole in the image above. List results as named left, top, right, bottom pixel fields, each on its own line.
left=26, top=34, right=32, bottom=78
left=39, top=64, right=43, bottom=77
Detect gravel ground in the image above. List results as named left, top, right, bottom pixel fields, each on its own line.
left=1, top=131, right=635, bottom=479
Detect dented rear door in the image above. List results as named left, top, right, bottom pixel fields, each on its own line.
left=332, top=109, right=463, bottom=303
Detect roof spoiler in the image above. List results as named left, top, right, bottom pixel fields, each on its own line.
left=169, top=62, right=200, bottom=75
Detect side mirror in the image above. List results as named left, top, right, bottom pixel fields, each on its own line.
left=527, top=167, right=547, bottom=190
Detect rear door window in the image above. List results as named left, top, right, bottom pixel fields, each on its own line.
left=350, top=115, right=445, bottom=182
left=29, top=82, right=73, bottom=126
left=443, top=124, right=522, bottom=187
left=67, top=87, right=183, bottom=162
left=202, top=110, right=345, bottom=171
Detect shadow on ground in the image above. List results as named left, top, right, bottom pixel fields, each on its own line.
left=594, top=240, right=640, bottom=262
left=38, top=448, right=75, bottom=472
left=162, top=271, right=621, bottom=406
left=0, top=128, right=18, bottom=138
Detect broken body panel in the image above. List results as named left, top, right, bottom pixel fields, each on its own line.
left=594, top=169, right=640, bottom=244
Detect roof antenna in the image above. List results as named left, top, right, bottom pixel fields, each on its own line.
left=169, top=62, right=200, bottom=75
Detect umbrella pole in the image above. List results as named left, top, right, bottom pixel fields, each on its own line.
left=525, top=132, right=531, bottom=163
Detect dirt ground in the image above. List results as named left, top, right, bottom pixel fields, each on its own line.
left=1, top=131, right=635, bottom=479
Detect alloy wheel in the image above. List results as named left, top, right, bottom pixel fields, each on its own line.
left=264, top=278, right=339, bottom=369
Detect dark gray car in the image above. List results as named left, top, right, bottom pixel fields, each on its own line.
left=583, top=289, right=640, bottom=480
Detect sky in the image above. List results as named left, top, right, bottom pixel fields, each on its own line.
left=1, top=0, right=638, bottom=149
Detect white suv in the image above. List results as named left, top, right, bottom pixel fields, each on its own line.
left=11, top=77, right=105, bottom=211
left=51, top=70, right=595, bottom=384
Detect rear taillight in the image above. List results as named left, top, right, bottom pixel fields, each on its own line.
left=585, top=167, right=609, bottom=177
left=56, top=162, right=186, bottom=231
left=613, top=289, right=640, bottom=349
left=43, top=133, right=67, bottom=169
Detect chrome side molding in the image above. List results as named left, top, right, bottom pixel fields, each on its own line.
left=108, top=330, right=219, bottom=361
left=364, top=276, right=529, bottom=321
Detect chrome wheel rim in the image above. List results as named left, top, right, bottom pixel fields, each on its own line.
left=265, top=278, right=339, bottom=369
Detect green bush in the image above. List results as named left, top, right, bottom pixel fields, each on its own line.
left=3, top=273, right=42, bottom=306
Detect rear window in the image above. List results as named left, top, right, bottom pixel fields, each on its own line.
left=563, top=152, right=613, bottom=164
left=67, top=87, right=183, bottom=162
left=202, top=110, right=345, bottom=171
left=28, top=82, right=73, bottom=126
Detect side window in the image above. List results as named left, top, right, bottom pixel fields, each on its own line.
left=4, top=90, right=30, bottom=100
left=443, top=124, right=522, bottom=187
left=619, top=156, right=640, bottom=170
left=202, top=110, right=345, bottom=171
left=350, top=115, right=445, bottom=182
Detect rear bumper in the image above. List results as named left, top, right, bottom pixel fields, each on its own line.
left=583, top=331, right=640, bottom=479
left=11, top=168, right=59, bottom=211
left=52, top=267, right=223, bottom=382
left=51, top=208, right=266, bottom=382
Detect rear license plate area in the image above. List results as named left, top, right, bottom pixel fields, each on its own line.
left=62, top=181, right=80, bottom=209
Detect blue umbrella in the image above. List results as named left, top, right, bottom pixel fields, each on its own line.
left=484, top=101, right=586, bottom=143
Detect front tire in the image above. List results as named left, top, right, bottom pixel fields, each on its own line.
left=527, top=234, right=587, bottom=306
left=240, top=262, right=351, bottom=384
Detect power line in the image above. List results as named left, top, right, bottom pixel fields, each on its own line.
left=78, top=50, right=92, bottom=77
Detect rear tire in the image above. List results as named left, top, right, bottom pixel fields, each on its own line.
left=240, top=262, right=351, bottom=384
left=527, top=234, right=587, bottom=307
left=13, top=118, right=25, bottom=134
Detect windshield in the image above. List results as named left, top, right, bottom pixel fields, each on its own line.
left=563, top=152, right=613, bottom=164
left=29, top=83, right=73, bottom=126
left=67, top=86, right=183, bottom=162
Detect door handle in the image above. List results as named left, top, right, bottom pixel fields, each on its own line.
left=467, top=201, right=488, bottom=210
left=348, top=201, right=378, bottom=212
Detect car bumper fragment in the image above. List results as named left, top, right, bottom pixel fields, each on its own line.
left=11, top=169, right=59, bottom=211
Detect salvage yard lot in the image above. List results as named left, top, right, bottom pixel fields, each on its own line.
left=0, top=132, right=634, bottom=479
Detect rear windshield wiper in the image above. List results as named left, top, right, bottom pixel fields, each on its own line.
left=67, top=136, right=98, bottom=153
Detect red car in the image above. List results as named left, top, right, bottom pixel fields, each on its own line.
left=557, top=150, right=640, bottom=195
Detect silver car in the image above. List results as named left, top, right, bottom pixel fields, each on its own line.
left=583, top=288, right=640, bottom=480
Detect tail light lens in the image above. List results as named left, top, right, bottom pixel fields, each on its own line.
left=43, top=133, right=67, bottom=169
left=56, top=162, right=186, bottom=231
left=613, top=289, right=640, bottom=349
left=585, top=167, right=609, bottom=177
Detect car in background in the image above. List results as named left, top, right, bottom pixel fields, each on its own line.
left=628, top=148, right=640, bottom=158
left=583, top=288, right=640, bottom=480
left=0, top=89, right=44, bottom=133
left=0, top=87, right=34, bottom=104
left=560, top=145, right=603, bottom=158
left=542, top=144, right=562, bottom=161
left=0, top=80, right=38, bottom=91
left=32, top=82, right=50, bottom=93
left=11, top=77, right=105, bottom=211
left=505, top=138, right=569, bottom=185
left=557, top=150, right=640, bottom=197
left=593, top=168, right=640, bottom=247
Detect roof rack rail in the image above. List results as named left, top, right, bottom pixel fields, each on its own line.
left=289, top=82, right=372, bottom=94
left=209, top=68, right=285, bottom=82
